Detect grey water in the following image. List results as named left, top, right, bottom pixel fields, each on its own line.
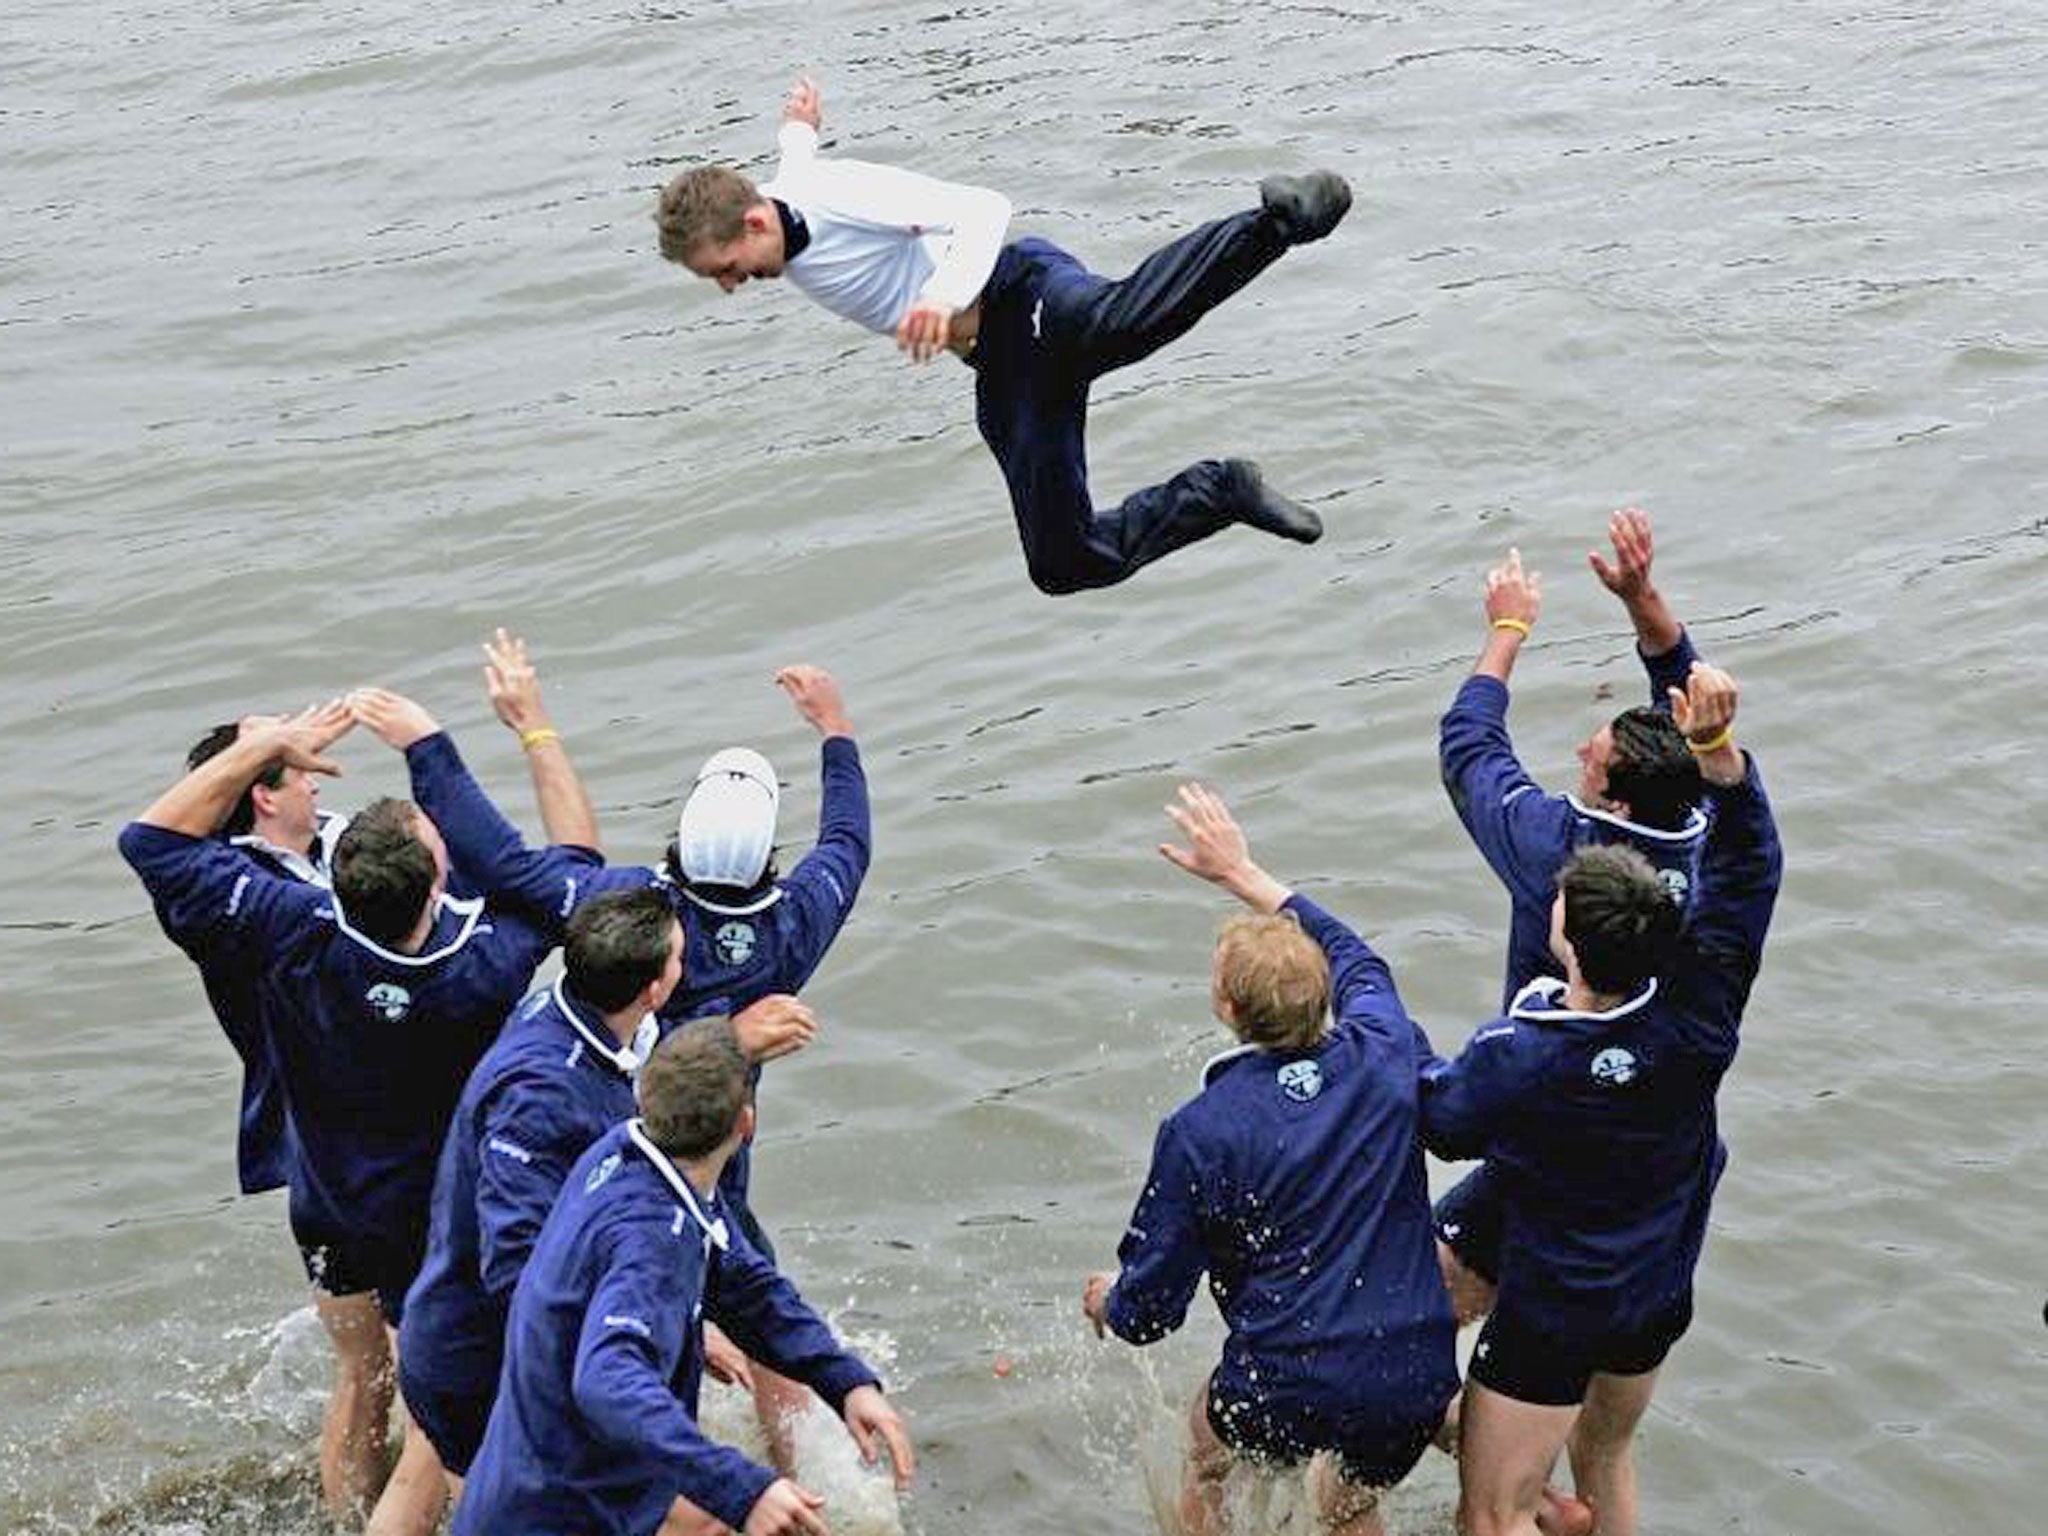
left=3, top=1, right=2045, bottom=1532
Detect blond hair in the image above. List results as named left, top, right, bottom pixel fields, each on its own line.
left=655, top=167, right=761, bottom=262
left=1213, top=912, right=1331, bottom=1050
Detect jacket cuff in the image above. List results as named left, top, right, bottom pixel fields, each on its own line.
left=807, top=1355, right=882, bottom=1413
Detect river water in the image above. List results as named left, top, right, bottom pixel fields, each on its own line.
left=4, top=1, right=2044, bottom=1532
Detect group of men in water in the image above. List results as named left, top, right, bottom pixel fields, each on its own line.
left=118, top=75, right=1784, bottom=1536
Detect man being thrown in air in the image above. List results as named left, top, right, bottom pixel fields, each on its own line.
left=656, top=76, right=1346, bottom=596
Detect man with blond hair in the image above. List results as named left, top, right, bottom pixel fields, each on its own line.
left=656, top=76, right=1346, bottom=596
left=1081, top=786, right=1456, bottom=1536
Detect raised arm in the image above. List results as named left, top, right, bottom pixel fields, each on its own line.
left=483, top=627, right=600, bottom=852
left=1157, top=781, right=1291, bottom=913
left=1087, top=1117, right=1209, bottom=1346
left=1665, top=664, right=1784, bottom=1060
left=136, top=703, right=349, bottom=837
left=772, top=665, right=871, bottom=986
left=1439, top=557, right=1577, bottom=906
left=1590, top=506, right=1686, bottom=663
left=351, top=688, right=593, bottom=927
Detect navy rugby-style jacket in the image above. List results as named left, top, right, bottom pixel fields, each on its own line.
left=397, top=979, right=646, bottom=1471
left=431, top=735, right=872, bottom=1212
left=454, top=1121, right=879, bottom=1536
left=1105, top=895, right=1459, bottom=1427
left=119, top=733, right=594, bottom=1286
left=134, top=810, right=345, bottom=1195
left=1442, top=631, right=1706, bottom=1008
left=1418, top=758, right=1783, bottom=1335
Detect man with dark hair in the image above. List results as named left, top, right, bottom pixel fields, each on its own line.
left=119, top=658, right=601, bottom=1527
left=1081, top=784, right=1457, bottom=1536
left=656, top=76, right=1342, bottom=596
left=1433, top=513, right=1712, bottom=1328
left=1420, top=662, right=1784, bottom=1536
left=456, top=1021, right=915, bottom=1536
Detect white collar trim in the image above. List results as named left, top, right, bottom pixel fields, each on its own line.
left=550, top=979, right=655, bottom=1077
left=679, top=884, right=783, bottom=918
left=231, top=810, right=349, bottom=889
left=1509, top=975, right=1659, bottom=1023
left=1200, top=1041, right=1260, bottom=1087
left=330, top=890, right=485, bottom=967
left=626, top=1119, right=729, bottom=1250
left=1563, top=796, right=1708, bottom=846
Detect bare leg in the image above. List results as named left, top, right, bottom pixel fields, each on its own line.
left=1565, top=1370, right=1658, bottom=1536
left=1455, top=1382, right=1578, bottom=1536
left=655, top=1493, right=730, bottom=1536
left=750, top=1363, right=814, bottom=1477
left=1181, top=1379, right=1237, bottom=1536
left=364, top=1326, right=450, bottom=1536
left=1307, top=1453, right=1386, bottom=1536
left=315, top=1291, right=394, bottom=1521
left=1438, top=1239, right=1498, bottom=1328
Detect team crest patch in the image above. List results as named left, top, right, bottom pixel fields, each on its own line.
left=365, top=982, right=412, bottom=1022
left=1277, top=1060, right=1324, bottom=1103
left=714, top=921, right=757, bottom=966
left=585, top=1152, right=622, bottom=1192
left=1590, top=1047, right=1638, bottom=1087
left=1659, top=868, right=1690, bottom=904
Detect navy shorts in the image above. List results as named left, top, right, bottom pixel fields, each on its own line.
left=399, top=1359, right=492, bottom=1476
left=1433, top=1164, right=1504, bottom=1287
left=1207, top=1377, right=1443, bottom=1490
left=292, top=1211, right=427, bottom=1327
left=1469, top=1294, right=1694, bottom=1408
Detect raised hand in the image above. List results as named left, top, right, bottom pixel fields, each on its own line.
left=731, top=994, right=818, bottom=1063
left=1668, top=662, right=1745, bottom=786
left=1159, top=783, right=1251, bottom=885
left=1485, top=547, right=1542, bottom=632
left=348, top=687, right=440, bottom=751
left=840, top=1384, right=916, bottom=1490
left=484, top=628, right=550, bottom=736
left=781, top=75, right=821, bottom=130
left=265, top=700, right=353, bottom=776
left=774, top=665, right=853, bottom=737
left=1588, top=506, right=1656, bottom=602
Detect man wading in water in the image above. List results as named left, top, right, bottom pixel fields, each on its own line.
left=656, top=76, right=1346, bottom=595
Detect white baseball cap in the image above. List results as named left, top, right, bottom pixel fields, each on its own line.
left=676, top=748, right=780, bottom=908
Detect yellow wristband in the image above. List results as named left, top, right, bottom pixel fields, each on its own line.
left=519, top=727, right=561, bottom=752
left=1686, top=725, right=1734, bottom=755
left=1491, top=618, right=1532, bottom=638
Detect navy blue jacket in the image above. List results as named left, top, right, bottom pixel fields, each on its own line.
left=1418, top=759, right=1783, bottom=1334
left=118, top=733, right=594, bottom=1262
left=1105, top=896, right=1459, bottom=1423
left=520, top=735, right=871, bottom=1206
left=1442, top=633, right=1707, bottom=1009
left=398, top=981, right=645, bottom=1447
left=134, top=810, right=345, bottom=1194
left=455, top=1122, right=879, bottom=1536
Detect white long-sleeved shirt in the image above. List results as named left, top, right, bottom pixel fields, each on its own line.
left=762, top=121, right=1012, bottom=335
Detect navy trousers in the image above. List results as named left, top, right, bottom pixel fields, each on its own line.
left=971, top=207, right=1292, bottom=594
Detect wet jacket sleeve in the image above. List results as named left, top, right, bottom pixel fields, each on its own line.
left=1417, top=1020, right=1536, bottom=1161
left=1282, top=893, right=1434, bottom=1060
left=1439, top=676, right=1576, bottom=907
left=571, top=1224, right=778, bottom=1532
left=1104, top=1118, right=1208, bottom=1345
left=118, top=823, right=323, bottom=958
left=705, top=1226, right=880, bottom=1411
left=476, top=1079, right=590, bottom=1303
left=776, top=737, right=871, bottom=991
left=1640, top=629, right=1700, bottom=709
left=1669, top=756, right=1784, bottom=1064
left=405, top=732, right=600, bottom=933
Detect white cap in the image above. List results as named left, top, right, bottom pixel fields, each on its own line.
left=676, top=748, right=780, bottom=898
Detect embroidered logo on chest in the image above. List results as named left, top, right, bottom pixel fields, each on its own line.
left=1659, top=867, right=1690, bottom=904
left=714, top=921, right=758, bottom=966
left=365, top=982, right=412, bottom=1023
left=1277, top=1060, right=1324, bottom=1103
left=1590, top=1047, right=1639, bottom=1087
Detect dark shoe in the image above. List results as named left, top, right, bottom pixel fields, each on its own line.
left=1227, top=459, right=1323, bottom=544
left=1259, top=170, right=1352, bottom=244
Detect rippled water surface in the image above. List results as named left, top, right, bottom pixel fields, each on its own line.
left=4, top=2, right=2045, bottom=1532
